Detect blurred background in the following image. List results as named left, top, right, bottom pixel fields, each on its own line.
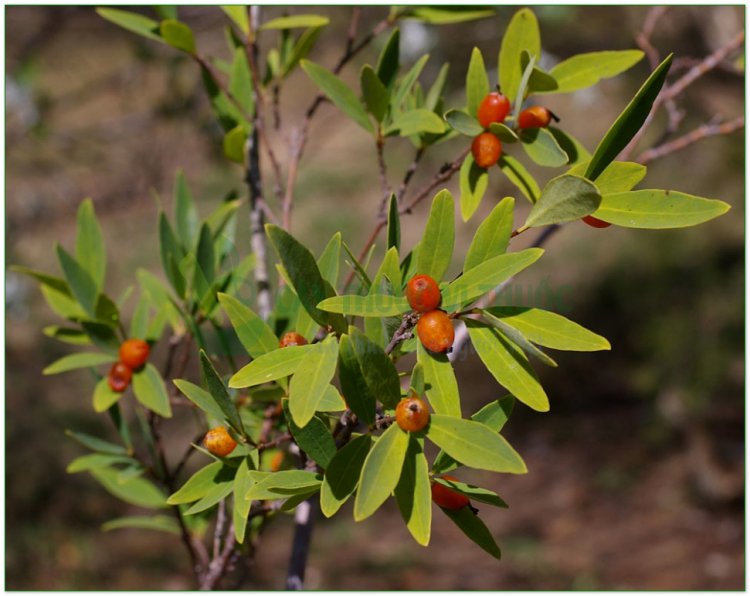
left=5, top=5, right=745, bottom=590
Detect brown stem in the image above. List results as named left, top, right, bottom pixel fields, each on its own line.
left=384, top=312, right=420, bottom=355
left=396, top=146, right=425, bottom=202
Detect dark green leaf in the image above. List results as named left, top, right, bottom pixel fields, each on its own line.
left=200, top=350, right=244, bottom=433
left=75, top=199, right=106, bottom=290
left=132, top=363, right=172, bottom=418
left=524, top=174, right=601, bottom=227
left=375, top=28, right=400, bottom=88
left=441, top=506, right=502, bottom=559
left=464, top=197, right=514, bottom=271
left=194, top=223, right=216, bottom=297
left=158, top=212, right=186, bottom=298
left=56, top=245, right=98, bottom=317
left=434, top=477, right=508, bottom=508
left=387, top=193, right=400, bottom=251
left=338, top=335, right=376, bottom=426
left=159, top=19, right=195, bottom=54
left=349, top=328, right=401, bottom=409
left=360, top=65, right=389, bottom=122
left=320, top=434, right=372, bottom=518
left=154, top=6, right=177, bottom=20
left=43, top=325, right=91, bottom=345
left=282, top=399, right=336, bottom=469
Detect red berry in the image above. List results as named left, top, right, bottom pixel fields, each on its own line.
left=417, top=310, right=455, bottom=353
left=582, top=215, right=612, bottom=228
left=471, top=132, right=502, bottom=169
left=119, top=339, right=150, bottom=370
left=395, top=393, right=430, bottom=432
left=279, top=332, right=308, bottom=348
left=204, top=426, right=237, bottom=457
left=107, top=362, right=132, bottom=393
left=518, top=106, right=554, bottom=129
left=477, top=92, right=511, bottom=128
left=431, top=475, right=470, bottom=510
left=406, top=274, right=441, bottom=313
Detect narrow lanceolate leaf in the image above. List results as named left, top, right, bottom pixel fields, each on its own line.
left=485, top=307, right=611, bottom=351
left=93, top=378, right=124, bottom=413
left=545, top=50, right=644, bottom=94
left=498, top=154, right=540, bottom=203
left=221, top=6, right=249, bottom=36
left=233, top=459, right=254, bottom=543
left=289, top=336, right=338, bottom=427
left=260, top=14, right=330, bottom=29
left=520, top=127, right=569, bottom=168
left=524, top=174, right=601, bottom=227
left=360, top=64, right=390, bottom=123
left=427, top=414, right=526, bottom=474
left=550, top=127, right=591, bottom=166
left=445, top=109, right=484, bottom=136
left=442, top=249, right=544, bottom=309
left=56, top=245, right=98, bottom=317
left=593, top=190, right=731, bottom=229
left=409, top=362, right=425, bottom=396
left=498, top=8, right=540, bottom=103
left=387, top=194, right=400, bottom=251
left=168, top=461, right=224, bottom=504
left=416, top=190, right=454, bottom=282
left=482, top=316, right=558, bottom=368
left=354, top=424, right=410, bottom=521
left=75, top=199, right=106, bottom=289
left=184, top=474, right=235, bottom=515
left=67, top=453, right=136, bottom=474
left=218, top=293, right=278, bottom=358
left=96, top=8, right=162, bottom=41
left=102, top=515, right=179, bottom=535
left=464, top=197, right=514, bottom=271
left=391, top=54, right=429, bottom=112
left=320, top=434, right=372, bottom=518
left=245, top=470, right=322, bottom=500
left=65, top=430, right=128, bottom=455
left=193, top=223, right=216, bottom=296
left=300, top=60, right=373, bottom=133
left=338, top=335, right=376, bottom=425
left=43, top=352, right=117, bottom=375
left=229, top=46, right=254, bottom=117
left=282, top=399, right=336, bottom=468
left=568, top=160, right=646, bottom=194
left=386, top=109, right=445, bottom=137
left=395, top=438, right=432, bottom=546
left=466, top=321, right=549, bottom=412
left=200, top=351, right=243, bottom=433
left=434, top=477, right=508, bottom=508
left=466, top=47, right=490, bottom=118
left=584, top=54, right=672, bottom=182
left=406, top=6, right=495, bottom=25
left=375, top=28, right=400, bottom=88
left=229, top=344, right=313, bottom=388
left=173, top=379, right=226, bottom=422
left=459, top=153, right=489, bottom=221
left=160, top=19, right=196, bottom=54
left=317, top=294, right=410, bottom=317
left=158, top=212, right=186, bottom=298
left=417, top=343, right=461, bottom=417
left=91, top=467, right=167, bottom=509
left=132, top=363, right=172, bottom=418
left=441, top=506, right=502, bottom=559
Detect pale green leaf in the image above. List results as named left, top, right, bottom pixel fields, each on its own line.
left=524, top=174, right=601, bottom=227
left=464, top=197, right=514, bottom=271
left=415, top=190, right=454, bottom=282
left=546, top=50, right=644, bottom=94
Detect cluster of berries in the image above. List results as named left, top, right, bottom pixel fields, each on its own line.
left=107, top=339, right=150, bottom=393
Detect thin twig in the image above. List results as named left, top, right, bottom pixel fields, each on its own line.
left=400, top=148, right=470, bottom=215
left=396, top=146, right=425, bottom=202
left=376, top=135, right=390, bottom=211
left=384, top=312, right=419, bottom=355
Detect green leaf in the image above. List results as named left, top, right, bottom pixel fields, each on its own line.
left=102, top=515, right=179, bottom=535
left=417, top=343, right=461, bottom=417
left=524, top=174, right=601, bottom=227
left=43, top=325, right=91, bottom=345
left=338, top=335, right=376, bottom=425
left=218, top=293, right=278, bottom=358
left=230, top=47, right=254, bottom=116
left=10, top=265, right=70, bottom=295
left=65, top=430, right=127, bottom=455
left=266, top=224, right=346, bottom=332
left=520, top=127, right=569, bottom=167
left=353, top=424, right=410, bottom=521
left=75, top=199, right=106, bottom=290
left=158, top=212, right=186, bottom=298
left=386, top=109, right=445, bottom=136
left=568, top=160, right=646, bottom=194
left=261, top=14, right=329, bottom=29
left=387, top=194, right=400, bottom=251
left=317, top=294, right=409, bottom=317
left=193, top=223, right=216, bottom=297
left=498, top=8, right=540, bottom=103
left=67, top=453, right=136, bottom=473
left=159, top=19, right=195, bottom=54
left=93, top=377, right=125, bottom=413
left=229, top=344, right=313, bottom=388
left=584, top=54, right=672, bottom=182
left=200, top=351, right=243, bottom=433
left=409, top=362, right=425, bottom=395
left=350, top=328, right=402, bottom=409
left=320, top=435, right=372, bottom=517
left=394, top=438, right=432, bottom=546
left=233, top=459, right=254, bottom=543
left=594, top=190, right=731, bottom=229
left=375, top=28, right=400, bottom=88
left=43, top=351, right=117, bottom=375
left=406, top=6, right=495, bottom=25
left=482, top=316, right=558, bottom=368
left=464, top=197, right=514, bottom=271
left=221, top=6, right=249, bottom=36
left=360, top=65, right=389, bottom=122
left=392, top=55, right=429, bottom=112
left=300, top=60, right=373, bottom=133
left=546, top=50, right=644, bottom=94
left=489, top=122, right=519, bottom=143
left=288, top=336, right=338, bottom=427
left=282, top=399, right=336, bottom=469
left=459, top=152, right=489, bottom=221
left=184, top=473, right=234, bottom=515
left=441, top=506, right=502, bottom=559
left=466, top=321, right=548, bottom=412
left=445, top=109, right=484, bottom=136
left=364, top=256, right=403, bottom=347
left=96, top=8, right=162, bottom=41
left=549, top=126, right=590, bottom=166
left=168, top=461, right=224, bottom=504
left=173, top=379, right=227, bottom=422
left=434, top=477, right=508, bottom=508
left=498, top=154, right=540, bottom=203
left=283, top=26, right=324, bottom=77
left=132, top=363, right=172, bottom=418
left=295, top=233, right=342, bottom=339
left=317, top=385, right=346, bottom=412
left=415, top=190, right=454, bottom=282
left=245, top=470, right=322, bottom=500
left=91, top=467, right=167, bottom=509
left=466, top=47, right=489, bottom=118
left=442, top=248, right=543, bottom=309
left=56, top=245, right=98, bottom=317
left=427, top=414, right=526, bottom=473
left=425, top=62, right=449, bottom=113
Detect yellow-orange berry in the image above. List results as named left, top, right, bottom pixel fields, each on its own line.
left=279, top=331, right=308, bottom=348
left=471, top=132, right=502, bottom=168
left=406, top=274, right=441, bottom=313
left=518, top=106, right=556, bottom=129
left=269, top=450, right=285, bottom=472
left=477, top=92, right=510, bottom=128
left=431, top=475, right=470, bottom=510
left=119, top=339, right=150, bottom=370
left=417, top=310, right=455, bottom=353
left=107, top=362, right=132, bottom=393
left=204, top=426, right=237, bottom=457
left=395, top=394, right=430, bottom=432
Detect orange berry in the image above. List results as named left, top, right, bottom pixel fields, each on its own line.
left=477, top=92, right=510, bottom=128
left=417, top=310, right=454, bottom=353
left=431, top=475, right=470, bottom=510
left=471, top=132, right=502, bottom=168
left=107, top=362, right=132, bottom=393
left=204, top=426, right=237, bottom=457
left=406, top=274, right=441, bottom=313
left=518, top=106, right=556, bottom=129
left=395, top=393, right=430, bottom=432
left=119, top=339, right=150, bottom=370
left=582, top=215, right=612, bottom=228
left=269, top=450, right=285, bottom=472
left=279, top=331, right=308, bottom=348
